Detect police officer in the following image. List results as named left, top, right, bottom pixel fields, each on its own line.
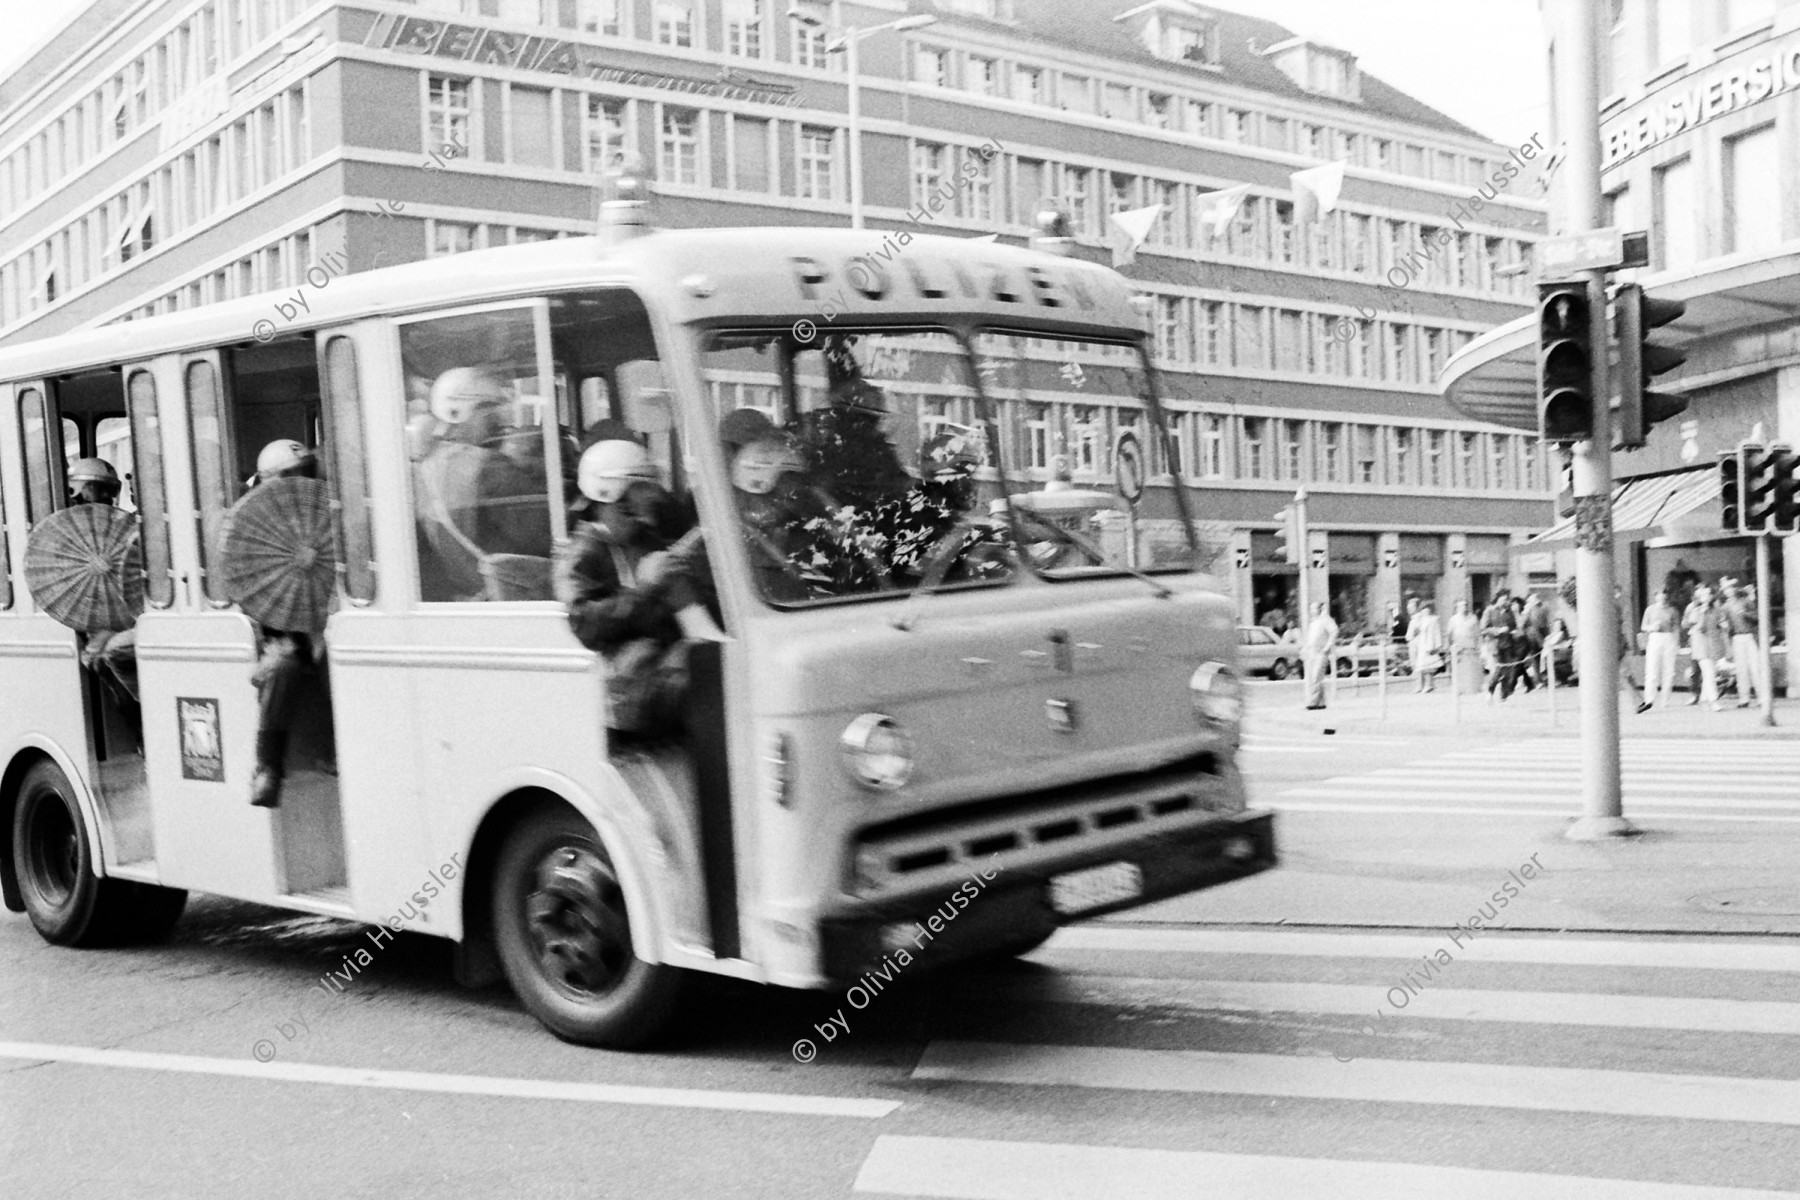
left=243, top=440, right=335, bottom=807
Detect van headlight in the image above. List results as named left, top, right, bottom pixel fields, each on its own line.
left=1189, top=662, right=1243, bottom=727
left=839, top=713, right=914, bottom=791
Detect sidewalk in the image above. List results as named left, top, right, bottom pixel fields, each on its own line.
left=1248, top=673, right=1800, bottom=740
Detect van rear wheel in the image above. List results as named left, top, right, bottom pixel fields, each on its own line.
left=492, top=803, right=683, bottom=1049
left=10, top=759, right=182, bottom=947
left=1268, top=659, right=1291, bottom=681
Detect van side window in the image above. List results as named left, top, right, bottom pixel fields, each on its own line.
left=320, top=336, right=376, bottom=602
left=16, top=386, right=63, bottom=524
left=185, top=359, right=238, bottom=602
left=127, top=369, right=174, bottom=607
left=401, top=306, right=555, bottom=602
left=96, top=417, right=134, bottom=511
left=0, top=455, right=11, bottom=610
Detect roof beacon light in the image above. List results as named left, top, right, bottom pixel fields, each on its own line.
left=1031, top=197, right=1075, bottom=256
left=599, top=155, right=651, bottom=244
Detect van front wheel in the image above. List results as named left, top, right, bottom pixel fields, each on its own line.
left=492, top=803, right=683, bottom=1049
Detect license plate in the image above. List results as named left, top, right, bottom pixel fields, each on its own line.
left=1049, top=861, right=1143, bottom=915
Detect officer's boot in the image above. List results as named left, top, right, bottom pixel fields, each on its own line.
left=250, top=730, right=288, bottom=808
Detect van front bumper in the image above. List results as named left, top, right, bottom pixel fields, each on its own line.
left=816, top=809, right=1275, bottom=982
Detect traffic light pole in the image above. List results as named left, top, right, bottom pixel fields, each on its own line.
left=1560, top=0, right=1632, bottom=840
left=1294, top=488, right=1310, bottom=631
left=1757, top=533, right=1777, bottom=727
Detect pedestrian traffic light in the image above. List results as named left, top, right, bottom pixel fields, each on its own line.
left=1538, top=281, right=1595, bottom=444
left=1743, top=443, right=1783, bottom=532
left=1718, top=449, right=1742, bottom=532
left=1770, top=444, right=1800, bottom=534
left=1614, top=283, right=1688, bottom=450
left=1273, top=504, right=1299, bottom=565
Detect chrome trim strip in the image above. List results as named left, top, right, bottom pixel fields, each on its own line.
left=328, top=646, right=596, bottom=672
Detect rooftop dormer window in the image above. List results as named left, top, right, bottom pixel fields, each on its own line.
left=1114, top=2, right=1221, bottom=68
left=1264, top=38, right=1360, bottom=101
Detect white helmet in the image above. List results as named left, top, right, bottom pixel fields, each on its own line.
left=429, top=367, right=509, bottom=425
left=255, top=439, right=312, bottom=480
left=730, top=434, right=806, bottom=496
left=578, top=439, right=657, bottom=503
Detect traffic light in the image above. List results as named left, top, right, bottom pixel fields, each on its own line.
left=1273, top=505, right=1299, bottom=565
left=1538, top=281, right=1595, bottom=444
left=1771, top=444, right=1800, bottom=534
left=1719, top=450, right=1742, bottom=532
left=1614, top=283, right=1688, bottom=450
left=1744, top=443, right=1784, bottom=532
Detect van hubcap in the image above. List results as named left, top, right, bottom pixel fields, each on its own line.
left=524, top=845, right=631, bottom=996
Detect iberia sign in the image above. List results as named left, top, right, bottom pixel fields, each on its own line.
left=1603, top=33, right=1800, bottom=170
left=365, top=13, right=801, bottom=107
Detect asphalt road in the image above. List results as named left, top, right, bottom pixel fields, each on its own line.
left=5, top=702, right=1798, bottom=1199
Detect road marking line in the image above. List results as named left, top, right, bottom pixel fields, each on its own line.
left=1047, top=927, right=1800, bottom=972
left=853, top=1135, right=1800, bottom=1200
left=974, top=974, right=1800, bottom=1035
left=1269, top=801, right=1800, bottom=824
left=1341, top=769, right=1800, bottom=787
left=912, top=1041, right=1800, bottom=1126
left=1276, top=786, right=1800, bottom=810
left=0, top=1042, right=899, bottom=1119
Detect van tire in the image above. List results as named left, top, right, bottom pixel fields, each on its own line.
left=492, top=802, right=684, bottom=1049
left=1268, top=659, right=1291, bottom=681
left=11, top=759, right=151, bottom=947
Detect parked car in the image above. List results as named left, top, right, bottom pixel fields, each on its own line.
left=1237, top=625, right=1300, bottom=680
left=1331, top=633, right=1411, bottom=678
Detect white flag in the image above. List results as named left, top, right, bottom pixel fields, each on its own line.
left=1193, top=183, right=1252, bottom=241
left=1107, top=204, right=1164, bottom=266
left=1291, top=161, right=1346, bottom=225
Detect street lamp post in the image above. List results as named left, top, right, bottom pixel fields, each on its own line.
left=792, top=8, right=937, bottom=229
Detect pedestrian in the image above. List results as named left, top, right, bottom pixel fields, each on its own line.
left=1301, top=601, right=1338, bottom=711
left=1639, top=587, right=1681, bottom=712
left=1407, top=601, right=1445, bottom=692
left=1447, top=599, right=1482, bottom=693
left=1720, top=576, right=1766, bottom=708
left=1614, top=586, right=1644, bottom=708
left=1685, top=584, right=1728, bottom=710
left=1519, top=591, right=1550, bottom=689
left=1481, top=589, right=1519, bottom=701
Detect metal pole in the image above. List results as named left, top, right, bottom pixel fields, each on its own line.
left=1561, top=0, right=1630, bottom=840
left=1757, top=533, right=1778, bottom=726
left=1546, top=642, right=1558, bottom=727
left=1379, top=628, right=1388, bottom=718
left=846, top=32, right=863, bottom=229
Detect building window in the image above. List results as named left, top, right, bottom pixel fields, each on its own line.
left=430, top=220, right=478, bottom=256
left=1071, top=406, right=1105, bottom=475
left=1281, top=420, right=1305, bottom=480
left=798, top=125, right=836, bottom=200
left=1241, top=417, right=1267, bottom=480
left=1060, top=74, right=1094, bottom=114
left=579, top=0, right=623, bottom=35
left=1352, top=426, right=1378, bottom=485
left=1013, top=65, right=1044, bottom=104
left=1155, top=296, right=1183, bottom=362
left=724, top=0, right=762, bottom=57
left=584, top=95, right=627, bottom=173
left=1184, top=99, right=1214, bottom=136
left=794, top=24, right=829, bottom=68
left=916, top=47, right=950, bottom=87
left=1726, top=125, right=1780, bottom=255
left=963, top=148, right=995, bottom=220
left=1064, top=166, right=1093, bottom=235
left=1655, top=157, right=1696, bottom=269
left=427, top=76, right=472, bottom=157
left=1457, top=432, right=1480, bottom=488
left=1162, top=20, right=1217, bottom=64
left=913, top=140, right=947, bottom=203
left=1102, top=83, right=1134, bottom=121
left=1490, top=435, right=1513, bottom=491
left=966, top=56, right=998, bottom=96
left=1194, top=414, right=1220, bottom=477
left=1198, top=301, right=1223, bottom=365
left=656, top=0, right=695, bottom=47
left=659, top=106, right=700, bottom=185
left=1393, top=429, right=1414, bottom=485
left=1319, top=422, right=1343, bottom=482
left=1024, top=403, right=1050, bottom=470
left=1150, top=180, right=1180, bottom=247
left=1225, top=108, right=1251, bottom=142
left=1146, top=92, right=1172, bottom=130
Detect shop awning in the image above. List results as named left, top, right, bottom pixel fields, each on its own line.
left=1524, top=465, right=1720, bottom=550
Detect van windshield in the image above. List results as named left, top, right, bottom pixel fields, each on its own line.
left=702, top=327, right=1018, bottom=606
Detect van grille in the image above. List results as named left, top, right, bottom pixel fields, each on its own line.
left=851, top=751, right=1219, bottom=891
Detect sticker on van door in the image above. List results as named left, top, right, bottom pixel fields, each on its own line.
left=178, top=698, right=224, bottom=782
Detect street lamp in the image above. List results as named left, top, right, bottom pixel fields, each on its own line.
left=788, top=7, right=938, bottom=228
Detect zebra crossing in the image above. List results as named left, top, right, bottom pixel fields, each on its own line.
left=1267, top=737, right=1800, bottom=823
left=849, top=922, right=1800, bottom=1199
